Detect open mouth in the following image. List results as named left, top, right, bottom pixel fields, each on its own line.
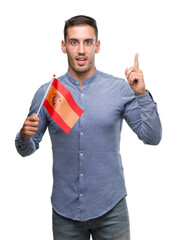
left=76, top=57, right=87, bottom=66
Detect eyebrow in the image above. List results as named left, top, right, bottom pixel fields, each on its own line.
left=68, top=38, right=94, bottom=42
left=68, top=38, right=78, bottom=42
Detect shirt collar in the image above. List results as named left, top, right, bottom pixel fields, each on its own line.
left=67, top=68, right=98, bottom=87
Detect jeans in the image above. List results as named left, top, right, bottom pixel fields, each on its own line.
left=52, top=197, right=130, bottom=240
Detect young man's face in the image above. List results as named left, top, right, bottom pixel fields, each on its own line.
left=62, top=25, right=100, bottom=79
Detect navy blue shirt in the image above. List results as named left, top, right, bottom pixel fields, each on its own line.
left=15, top=69, right=162, bottom=221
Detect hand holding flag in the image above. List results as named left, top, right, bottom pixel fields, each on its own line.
left=21, top=75, right=84, bottom=138
left=20, top=114, right=39, bottom=139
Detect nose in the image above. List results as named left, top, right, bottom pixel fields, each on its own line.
left=78, top=42, right=85, bottom=54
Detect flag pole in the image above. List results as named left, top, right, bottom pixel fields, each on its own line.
left=36, top=74, right=56, bottom=116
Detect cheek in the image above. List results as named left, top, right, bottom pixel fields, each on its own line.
left=89, top=47, right=97, bottom=57
left=66, top=51, right=76, bottom=63
left=66, top=47, right=76, bottom=57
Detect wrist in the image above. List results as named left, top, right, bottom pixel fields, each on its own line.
left=20, top=129, right=30, bottom=139
left=135, top=90, right=147, bottom=96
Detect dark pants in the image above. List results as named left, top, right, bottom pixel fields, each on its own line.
left=53, top=197, right=130, bottom=240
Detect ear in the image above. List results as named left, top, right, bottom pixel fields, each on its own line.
left=95, top=40, right=100, bottom=54
left=61, top=40, right=67, bottom=54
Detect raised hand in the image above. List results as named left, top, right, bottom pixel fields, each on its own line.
left=125, top=53, right=146, bottom=95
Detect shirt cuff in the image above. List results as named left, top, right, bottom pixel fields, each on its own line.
left=136, top=90, right=154, bottom=106
left=15, top=132, right=30, bottom=147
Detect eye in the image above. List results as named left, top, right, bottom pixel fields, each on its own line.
left=71, top=40, right=78, bottom=46
left=85, top=40, right=92, bottom=46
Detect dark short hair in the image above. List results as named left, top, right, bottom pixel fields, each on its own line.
left=64, top=15, right=98, bottom=41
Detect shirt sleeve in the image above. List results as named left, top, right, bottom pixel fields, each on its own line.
left=15, top=84, right=49, bottom=157
left=121, top=81, right=162, bottom=145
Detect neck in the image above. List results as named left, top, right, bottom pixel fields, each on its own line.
left=68, top=66, right=95, bottom=83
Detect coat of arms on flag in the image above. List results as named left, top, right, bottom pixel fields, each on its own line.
left=37, top=76, right=84, bottom=134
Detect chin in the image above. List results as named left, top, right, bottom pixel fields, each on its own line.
left=74, top=66, right=90, bottom=73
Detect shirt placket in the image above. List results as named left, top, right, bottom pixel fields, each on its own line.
left=78, top=87, right=86, bottom=217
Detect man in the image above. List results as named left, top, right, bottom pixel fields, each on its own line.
left=15, top=15, right=162, bottom=240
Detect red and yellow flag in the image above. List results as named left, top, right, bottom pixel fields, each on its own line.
left=43, top=78, right=84, bottom=134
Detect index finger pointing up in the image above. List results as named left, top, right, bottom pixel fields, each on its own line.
left=134, top=53, right=139, bottom=69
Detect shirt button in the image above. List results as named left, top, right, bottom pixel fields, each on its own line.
left=80, top=173, right=83, bottom=177
left=76, top=81, right=79, bottom=85
left=80, top=193, right=83, bottom=197
left=80, top=153, right=83, bottom=157
left=80, top=132, right=84, bottom=136
left=81, top=93, right=84, bottom=97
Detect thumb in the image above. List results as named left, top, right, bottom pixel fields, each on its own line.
left=31, top=113, right=39, bottom=121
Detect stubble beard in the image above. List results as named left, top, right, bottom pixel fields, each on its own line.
left=67, top=54, right=95, bottom=74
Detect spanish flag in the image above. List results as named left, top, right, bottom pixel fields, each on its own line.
left=39, top=77, right=84, bottom=134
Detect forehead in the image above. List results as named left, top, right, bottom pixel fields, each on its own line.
left=66, top=25, right=96, bottom=40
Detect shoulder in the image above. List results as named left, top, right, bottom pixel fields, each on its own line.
left=34, top=73, right=67, bottom=98
left=98, top=70, right=125, bottom=84
left=97, top=70, right=135, bottom=100
left=98, top=70, right=132, bottom=92
left=32, top=82, right=50, bottom=102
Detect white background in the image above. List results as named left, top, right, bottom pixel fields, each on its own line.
left=0, top=0, right=176, bottom=239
